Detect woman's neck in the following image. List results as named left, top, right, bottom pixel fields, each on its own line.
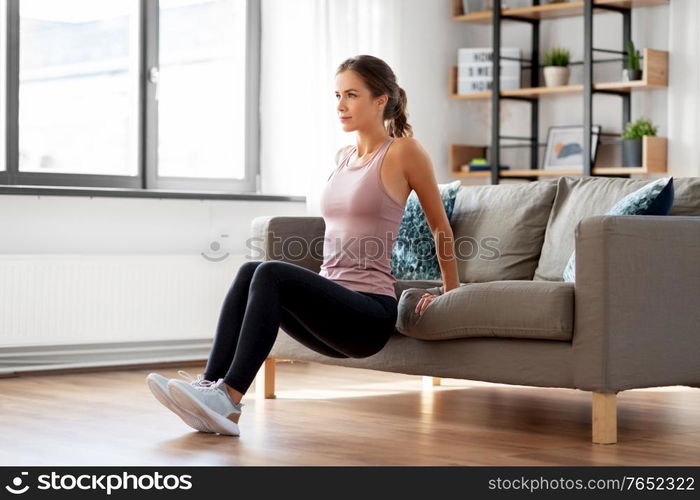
left=354, top=130, right=390, bottom=158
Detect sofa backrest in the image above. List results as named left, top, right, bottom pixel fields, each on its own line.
left=671, top=177, right=700, bottom=216
left=450, top=180, right=557, bottom=283
left=533, top=176, right=700, bottom=282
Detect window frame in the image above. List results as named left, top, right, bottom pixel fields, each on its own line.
left=2, top=0, right=262, bottom=197
left=0, top=1, right=4, bottom=178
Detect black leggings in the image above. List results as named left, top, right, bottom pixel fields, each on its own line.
left=203, top=260, right=398, bottom=394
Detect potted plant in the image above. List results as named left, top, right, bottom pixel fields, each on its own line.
left=621, top=117, right=657, bottom=167
left=543, top=47, right=570, bottom=87
left=623, top=40, right=643, bottom=81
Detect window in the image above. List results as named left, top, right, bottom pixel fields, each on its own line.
left=1, top=1, right=6, bottom=174
left=158, top=0, right=246, bottom=180
left=18, top=0, right=140, bottom=176
left=2, top=0, right=259, bottom=194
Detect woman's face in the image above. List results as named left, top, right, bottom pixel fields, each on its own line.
left=335, top=70, right=386, bottom=133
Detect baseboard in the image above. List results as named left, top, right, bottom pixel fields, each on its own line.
left=0, top=338, right=212, bottom=377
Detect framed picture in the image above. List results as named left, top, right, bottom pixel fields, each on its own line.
left=542, top=125, right=601, bottom=170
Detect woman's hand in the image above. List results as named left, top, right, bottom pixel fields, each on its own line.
left=415, top=292, right=439, bottom=316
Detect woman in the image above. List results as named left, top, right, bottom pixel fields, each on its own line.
left=146, top=54, right=461, bottom=437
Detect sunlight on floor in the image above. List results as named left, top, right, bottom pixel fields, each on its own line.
left=268, top=379, right=467, bottom=400
left=260, top=367, right=700, bottom=402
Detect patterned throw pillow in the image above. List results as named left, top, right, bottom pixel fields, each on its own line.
left=563, top=176, right=675, bottom=282
left=391, top=180, right=462, bottom=280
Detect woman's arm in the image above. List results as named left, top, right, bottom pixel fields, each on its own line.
left=398, top=138, right=461, bottom=294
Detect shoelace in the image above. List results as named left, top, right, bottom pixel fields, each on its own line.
left=177, top=369, right=215, bottom=387
left=177, top=371, right=245, bottom=408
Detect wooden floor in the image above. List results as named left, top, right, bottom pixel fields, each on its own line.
left=1, top=360, right=700, bottom=465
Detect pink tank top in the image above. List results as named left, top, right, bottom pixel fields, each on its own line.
left=319, top=136, right=404, bottom=299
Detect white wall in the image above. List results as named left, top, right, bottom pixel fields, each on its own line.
left=0, top=194, right=304, bottom=255
left=0, top=193, right=306, bottom=351
left=668, top=0, right=700, bottom=178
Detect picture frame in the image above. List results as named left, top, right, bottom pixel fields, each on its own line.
left=542, top=125, right=602, bottom=170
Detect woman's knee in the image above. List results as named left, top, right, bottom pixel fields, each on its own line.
left=251, top=261, right=312, bottom=292
left=251, top=260, right=288, bottom=281
left=240, top=260, right=263, bottom=272
left=237, top=260, right=264, bottom=281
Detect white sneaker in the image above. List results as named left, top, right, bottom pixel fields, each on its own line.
left=168, top=377, right=244, bottom=436
left=146, top=371, right=216, bottom=433
left=175, top=369, right=216, bottom=389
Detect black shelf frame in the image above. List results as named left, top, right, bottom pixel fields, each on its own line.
left=488, top=0, right=634, bottom=183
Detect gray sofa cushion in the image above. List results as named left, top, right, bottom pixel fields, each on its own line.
left=450, top=181, right=557, bottom=283
left=533, top=176, right=652, bottom=281
left=670, top=177, right=700, bottom=216
left=394, top=279, right=443, bottom=299
left=535, top=176, right=700, bottom=282
left=396, top=280, right=574, bottom=341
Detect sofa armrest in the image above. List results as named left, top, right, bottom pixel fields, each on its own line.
left=250, top=216, right=325, bottom=273
left=573, top=215, right=700, bottom=392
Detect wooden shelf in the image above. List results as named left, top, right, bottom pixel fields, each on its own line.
left=503, top=84, right=584, bottom=98
left=498, top=168, right=647, bottom=177
left=450, top=136, right=667, bottom=178
left=451, top=0, right=668, bottom=24
left=449, top=49, right=667, bottom=99
left=597, top=48, right=668, bottom=87
left=500, top=169, right=582, bottom=177
left=449, top=143, right=487, bottom=177
left=452, top=171, right=491, bottom=178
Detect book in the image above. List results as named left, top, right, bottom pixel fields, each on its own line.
left=462, top=164, right=511, bottom=172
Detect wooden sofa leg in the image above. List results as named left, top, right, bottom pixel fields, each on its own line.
left=256, top=358, right=276, bottom=399
left=422, top=376, right=441, bottom=387
left=592, top=392, right=617, bottom=444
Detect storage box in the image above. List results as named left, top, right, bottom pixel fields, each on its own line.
left=457, top=47, right=522, bottom=94
left=458, top=77, right=520, bottom=94
left=458, top=62, right=521, bottom=79
left=458, top=47, right=521, bottom=64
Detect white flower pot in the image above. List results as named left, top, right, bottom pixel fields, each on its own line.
left=543, top=66, right=570, bottom=87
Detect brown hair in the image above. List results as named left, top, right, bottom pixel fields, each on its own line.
left=336, top=55, right=413, bottom=138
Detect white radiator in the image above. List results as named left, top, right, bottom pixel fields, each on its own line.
left=0, top=254, right=249, bottom=374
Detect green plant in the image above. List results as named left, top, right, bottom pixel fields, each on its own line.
left=626, top=40, right=641, bottom=71
left=543, top=47, right=570, bottom=67
left=621, top=117, right=658, bottom=140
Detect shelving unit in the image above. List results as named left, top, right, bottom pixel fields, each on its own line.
left=452, top=0, right=668, bottom=24
left=449, top=49, right=667, bottom=98
left=448, top=0, right=669, bottom=183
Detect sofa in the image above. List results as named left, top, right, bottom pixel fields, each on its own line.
left=250, top=175, right=700, bottom=444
